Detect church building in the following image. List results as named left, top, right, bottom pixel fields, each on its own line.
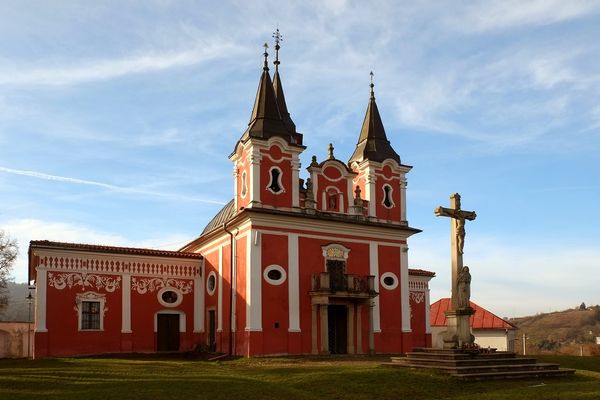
left=28, top=35, right=434, bottom=358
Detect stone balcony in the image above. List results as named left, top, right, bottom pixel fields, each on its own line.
left=310, top=272, right=377, bottom=302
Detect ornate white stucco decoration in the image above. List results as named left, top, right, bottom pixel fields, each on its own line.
left=410, top=291, right=425, bottom=304
left=131, top=277, right=193, bottom=295
left=48, top=272, right=121, bottom=292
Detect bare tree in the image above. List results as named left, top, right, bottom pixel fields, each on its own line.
left=0, top=230, right=18, bottom=312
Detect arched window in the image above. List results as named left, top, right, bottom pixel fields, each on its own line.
left=382, top=184, right=394, bottom=208
left=266, top=167, right=284, bottom=194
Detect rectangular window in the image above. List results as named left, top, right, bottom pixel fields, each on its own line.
left=81, top=301, right=101, bottom=330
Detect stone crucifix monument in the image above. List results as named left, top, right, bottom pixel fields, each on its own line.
left=434, top=193, right=477, bottom=349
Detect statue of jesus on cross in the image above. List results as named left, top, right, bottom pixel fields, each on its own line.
left=434, top=193, right=477, bottom=348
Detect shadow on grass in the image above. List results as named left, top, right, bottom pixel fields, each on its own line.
left=1, top=356, right=599, bottom=400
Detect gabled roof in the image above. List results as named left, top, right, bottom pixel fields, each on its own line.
left=29, top=240, right=203, bottom=259
left=348, top=86, right=400, bottom=165
left=430, top=298, right=516, bottom=330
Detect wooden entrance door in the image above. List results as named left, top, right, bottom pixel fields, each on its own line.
left=208, top=310, right=216, bottom=352
left=328, top=305, right=347, bottom=354
left=157, top=314, right=180, bottom=351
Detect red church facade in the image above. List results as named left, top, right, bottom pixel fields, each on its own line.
left=28, top=39, right=434, bottom=358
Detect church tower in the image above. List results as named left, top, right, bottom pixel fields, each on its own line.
left=230, top=32, right=305, bottom=212
left=348, top=73, right=411, bottom=225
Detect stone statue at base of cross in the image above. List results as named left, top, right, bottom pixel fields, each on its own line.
left=435, top=193, right=477, bottom=349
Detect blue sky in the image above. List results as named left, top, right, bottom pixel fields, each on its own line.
left=1, top=0, right=599, bottom=317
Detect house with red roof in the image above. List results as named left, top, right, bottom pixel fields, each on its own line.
left=430, top=298, right=517, bottom=351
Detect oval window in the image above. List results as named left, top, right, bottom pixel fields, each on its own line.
left=157, top=287, right=183, bottom=307
left=267, top=269, right=282, bottom=281
left=380, top=272, right=399, bottom=290
left=161, top=290, right=178, bottom=304
left=263, top=265, right=286, bottom=285
left=207, top=272, right=217, bottom=296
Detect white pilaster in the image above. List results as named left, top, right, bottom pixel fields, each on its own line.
left=425, top=287, right=431, bottom=334
left=121, top=274, right=132, bottom=333
left=347, top=178, right=354, bottom=213
left=291, top=157, right=300, bottom=208
left=366, top=168, right=376, bottom=217
left=400, top=245, right=411, bottom=332
left=217, top=246, right=223, bottom=332
left=233, top=165, right=239, bottom=210
left=246, top=230, right=262, bottom=331
left=288, top=233, right=300, bottom=332
left=193, top=260, right=204, bottom=333
left=249, top=150, right=261, bottom=205
left=400, top=177, right=407, bottom=222
left=368, top=242, right=381, bottom=332
left=34, top=267, right=47, bottom=332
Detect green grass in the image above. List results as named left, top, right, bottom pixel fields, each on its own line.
left=0, top=355, right=599, bottom=399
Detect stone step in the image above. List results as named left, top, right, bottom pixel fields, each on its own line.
left=391, top=356, right=539, bottom=367
left=449, top=363, right=560, bottom=374
left=453, top=369, right=576, bottom=381
left=405, top=351, right=517, bottom=360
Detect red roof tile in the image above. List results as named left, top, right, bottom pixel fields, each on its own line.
left=430, top=298, right=516, bottom=330
left=30, top=240, right=203, bottom=259
left=409, top=268, right=436, bottom=277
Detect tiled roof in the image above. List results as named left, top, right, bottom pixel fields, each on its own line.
left=430, top=298, right=516, bottom=330
left=30, top=240, right=202, bottom=259
left=201, top=199, right=236, bottom=235
left=409, top=268, right=436, bottom=277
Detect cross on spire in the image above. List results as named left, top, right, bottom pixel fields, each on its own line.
left=369, top=71, right=375, bottom=99
left=273, top=28, right=282, bottom=71
left=263, top=42, right=269, bottom=71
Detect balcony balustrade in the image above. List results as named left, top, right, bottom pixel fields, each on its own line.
left=310, top=272, right=377, bottom=299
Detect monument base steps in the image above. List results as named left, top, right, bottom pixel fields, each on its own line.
left=385, top=348, right=575, bottom=381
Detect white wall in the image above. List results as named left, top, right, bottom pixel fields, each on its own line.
left=431, top=326, right=516, bottom=351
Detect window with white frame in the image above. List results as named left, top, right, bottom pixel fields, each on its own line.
left=266, top=167, right=284, bottom=194
left=75, top=292, right=106, bottom=331
left=382, top=184, right=394, bottom=208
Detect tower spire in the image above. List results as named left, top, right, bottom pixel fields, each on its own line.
left=240, top=43, right=288, bottom=142
left=271, top=28, right=297, bottom=135
left=348, top=72, right=400, bottom=165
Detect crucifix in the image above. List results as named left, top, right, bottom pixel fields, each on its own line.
left=434, top=193, right=477, bottom=348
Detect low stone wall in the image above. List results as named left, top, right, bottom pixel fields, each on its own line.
left=0, top=322, right=33, bottom=358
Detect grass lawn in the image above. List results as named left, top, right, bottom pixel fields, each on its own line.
left=1, top=355, right=599, bottom=400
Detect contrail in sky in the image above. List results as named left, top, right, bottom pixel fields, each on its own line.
left=0, top=166, right=225, bottom=205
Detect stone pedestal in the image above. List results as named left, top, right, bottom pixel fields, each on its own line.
left=442, top=308, right=475, bottom=349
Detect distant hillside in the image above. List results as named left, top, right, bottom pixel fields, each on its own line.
left=0, top=282, right=32, bottom=322
left=509, top=305, right=600, bottom=355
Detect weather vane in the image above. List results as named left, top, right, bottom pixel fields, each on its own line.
left=370, top=71, right=375, bottom=98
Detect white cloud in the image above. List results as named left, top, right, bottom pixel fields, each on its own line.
left=447, top=0, right=600, bottom=33
left=0, top=43, right=240, bottom=86
left=2, top=218, right=193, bottom=283
left=411, top=235, right=600, bottom=317
left=0, top=166, right=226, bottom=205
